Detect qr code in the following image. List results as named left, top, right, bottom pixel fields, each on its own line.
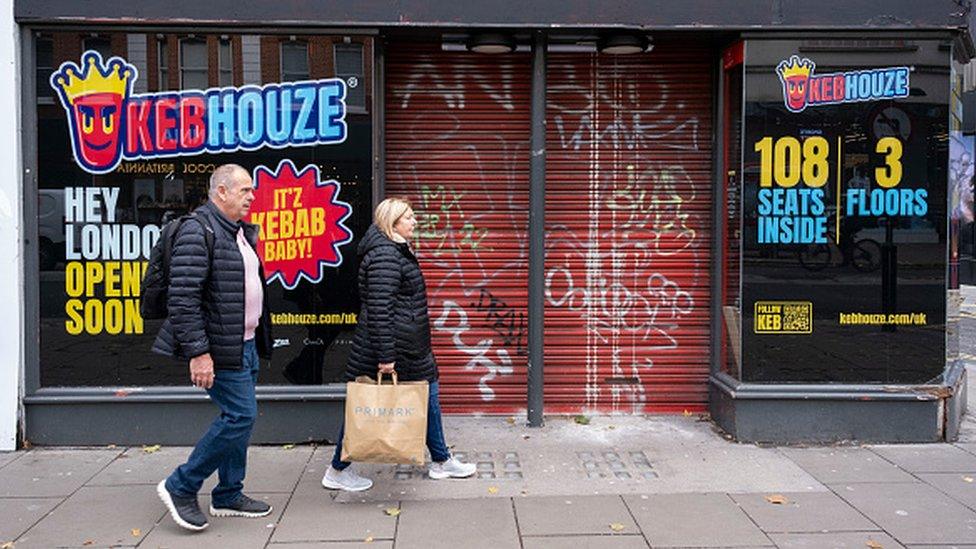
left=782, top=304, right=811, bottom=332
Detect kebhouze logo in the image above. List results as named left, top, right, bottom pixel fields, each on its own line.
left=51, top=51, right=347, bottom=174
left=776, top=55, right=910, bottom=113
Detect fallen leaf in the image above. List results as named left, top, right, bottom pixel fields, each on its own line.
left=488, top=486, right=499, bottom=495
left=506, top=417, right=516, bottom=425
left=683, top=409, right=692, bottom=417
left=282, top=444, right=295, bottom=450
left=574, top=415, right=591, bottom=425
left=765, top=494, right=788, bottom=505
left=364, top=535, right=374, bottom=543
left=609, top=522, right=626, bottom=532
left=1, top=541, right=14, bottom=549
left=384, top=507, right=401, bottom=517
left=142, top=444, right=161, bottom=454
left=131, top=528, right=141, bottom=537
left=83, top=541, right=94, bottom=546
left=106, top=444, right=117, bottom=449
left=865, top=539, right=883, bottom=548
left=522, top=434, right=531, bottom=440
left=964, top=476, right=974, bottom=483
left=607, top=425, right=616, bottom=430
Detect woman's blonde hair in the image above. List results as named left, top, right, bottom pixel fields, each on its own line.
left=374, top=197, right=413, bottom=240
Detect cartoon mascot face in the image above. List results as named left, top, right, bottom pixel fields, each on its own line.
left=776, top=56, right=814, bottom=113
left=51, top=51, right=135, bottom=174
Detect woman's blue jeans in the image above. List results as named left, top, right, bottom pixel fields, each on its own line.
left=332, top=380, right=450, bottom=470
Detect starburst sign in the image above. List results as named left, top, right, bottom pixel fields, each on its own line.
left=248, top=160, right=354, bottom=289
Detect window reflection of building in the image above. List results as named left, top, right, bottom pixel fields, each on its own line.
left=280, top=40, right=310, bottom=81
left=218, top=37, right=233, bottom=87
left=335, top=42, right=364, bottom=110
left=179, top=37, right=207, bottom=89
left=35, top=35, right=53, bottom=103
left=82, top=35, right=111, bottom=60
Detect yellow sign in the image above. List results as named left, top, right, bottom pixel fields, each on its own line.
left=754, top=301, right=813, bottom=334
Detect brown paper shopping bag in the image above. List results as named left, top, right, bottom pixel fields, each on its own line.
left=341, top=372, right=429, bottom=465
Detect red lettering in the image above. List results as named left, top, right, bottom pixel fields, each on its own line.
left=124, top=98, right=154, bottom=155
left=180, top=96, right=206, bottom=150
left=808, top=77, right=821, bottom=103
left=833, top=75, right=845, bottom=101
left=821, top=77, right=832, bottom=102
left=154, top=97, right=178, bottom=152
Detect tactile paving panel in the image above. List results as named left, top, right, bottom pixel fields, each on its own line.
left=392, top=451, right=523, bottom=481
left=577, top=450, right=658, bottom=480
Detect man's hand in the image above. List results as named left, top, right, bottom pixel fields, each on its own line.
left=378, top=362, right=396, bottom=374
left=190, top=353, right=215, bottom=389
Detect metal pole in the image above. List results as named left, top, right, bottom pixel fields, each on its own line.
left=527, top=31, right=547, bottom=427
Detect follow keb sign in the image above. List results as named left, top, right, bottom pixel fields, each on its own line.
left=51, top=51, right=348, bottom=174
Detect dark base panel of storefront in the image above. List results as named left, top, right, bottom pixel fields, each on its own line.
left=24, top=396, right=345, bottom=446
left=709, top=369, right=968, bottom=444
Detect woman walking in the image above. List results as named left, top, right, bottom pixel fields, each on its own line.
left=322, top=198, right=477, bottom=491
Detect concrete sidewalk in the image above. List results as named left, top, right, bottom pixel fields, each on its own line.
left=5, top=288, right=976, bottom=548
left=4, top=403, right=976, bottom=548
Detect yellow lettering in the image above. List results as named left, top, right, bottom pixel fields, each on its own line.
left=65, top=299, right=84, bottom=335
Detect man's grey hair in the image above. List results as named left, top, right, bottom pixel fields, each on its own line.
left=209, top=164, right=249, bottom=197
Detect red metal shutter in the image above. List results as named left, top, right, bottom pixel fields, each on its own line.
left=385, top=43, right=532, bottom=413
left=544, top=46, right=714, bottom=413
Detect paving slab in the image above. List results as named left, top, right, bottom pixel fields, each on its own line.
left=0, top=497, right=61, bottom=542
left=397, top=498, right=520, bottom=549
left=870, top=444, right=976, bottom=474
left=515, top=495, right=637, bottom=536
left=13, top=485, right=163, bottom=548
left=268, top=540, right=393, bottom=549
left=904, top=546, right=976, bottom=548
left=832, top=482, right=976, bottom=545
left=769, top=531, right=904, bottom=548
left=141, top=493, right=285, bottom=548
left=521, top=535, right=649, bottom=548
left=0, top=451, right=23, bottom=470
left=730, top=491, right=878, bottom=532
left=201, top=444, right=314, bottom=494
left=957, top=443, right=976, bottom=456
left=780, top=447, right=916, bottom=484
left=917, top=473, right=976, bottom=510
left=87, top=446, right=185, bottom=486
left=271, top=488, right=398, bottom=543
left=0, top=448, right=120, bottom=497
left=623, top=493, right=771, bottom=547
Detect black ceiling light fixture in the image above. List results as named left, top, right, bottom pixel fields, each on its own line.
left=597, top=33, right=651, bottom=55
left=466, top=32, right=517, bottom=54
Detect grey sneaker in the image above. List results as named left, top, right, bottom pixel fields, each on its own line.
left=209, top=494, right=272, bottom=518
left=321, top=465, right=373, bottom=492
left=429, top=456, right=477, bottom=479
left=157, top=480, right=208, bottom=531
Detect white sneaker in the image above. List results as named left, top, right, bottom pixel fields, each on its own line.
left=321, top=466, right=373, bottom=492
left=428, top=456, right=477, bottom=479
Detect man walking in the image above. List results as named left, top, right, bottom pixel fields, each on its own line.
left=152, top=163, right=273, bottom=531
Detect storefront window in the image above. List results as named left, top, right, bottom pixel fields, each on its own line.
left=739, top=39, right=948, bottom=383
left=35, top=31, right=374, bottom=388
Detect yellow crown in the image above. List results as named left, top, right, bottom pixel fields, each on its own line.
left=52, top=53, right=133, bottom=104
left=777, top=56, right=813, bottom=79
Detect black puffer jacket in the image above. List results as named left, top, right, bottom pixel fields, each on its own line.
left=152, top=202, right=272, bottom=368
left=345, top=224, right=437, bottom=382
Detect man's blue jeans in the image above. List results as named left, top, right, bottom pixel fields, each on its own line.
left=166, top=340, right=259, bottom=506
left=332, top=380, right=450, bottom=470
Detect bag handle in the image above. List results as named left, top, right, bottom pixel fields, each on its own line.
left=376, top=370, right=398, bottom=385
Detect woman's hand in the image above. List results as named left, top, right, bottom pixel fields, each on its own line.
left=378, top=362, right=396, bottom=374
